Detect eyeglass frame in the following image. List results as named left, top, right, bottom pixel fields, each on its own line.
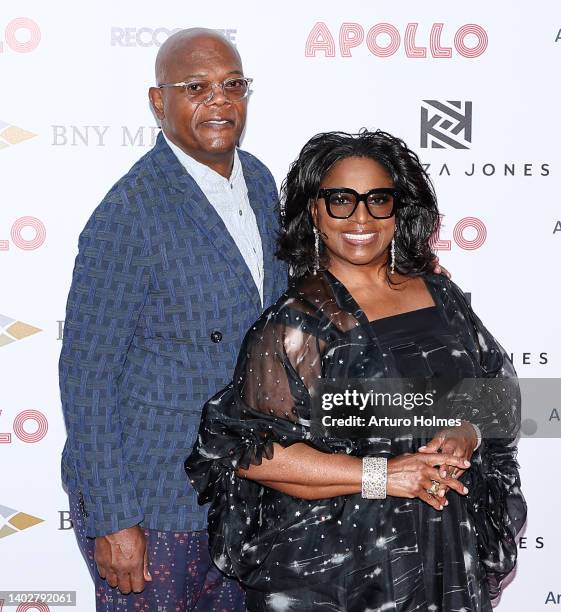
left=317, top=187, right=399, bottom=219
left=156, top=77, right=253, bottom=105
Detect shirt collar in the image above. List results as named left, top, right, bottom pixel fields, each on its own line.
left=163, top=132, right=242, bottom=188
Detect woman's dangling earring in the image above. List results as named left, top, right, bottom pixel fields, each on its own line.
left=390, top=236, right=396, bottom=275
left=313, top=227, right=320, bottom=275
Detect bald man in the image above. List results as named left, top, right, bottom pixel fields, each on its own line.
left=59, top=29, right=285, bottom=611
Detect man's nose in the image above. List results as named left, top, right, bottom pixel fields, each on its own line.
left=203, top=83, right=230, bottom=106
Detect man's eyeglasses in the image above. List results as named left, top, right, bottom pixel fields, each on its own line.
left=157, top=77, right=253, bottom=105
left=317, top=187, right=398, bottom=220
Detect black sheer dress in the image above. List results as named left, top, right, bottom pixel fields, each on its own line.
left=185, top=271, right=526, bottom=612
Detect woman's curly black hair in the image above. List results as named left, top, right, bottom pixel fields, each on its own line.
left=276, top=129, right=440, bottom=278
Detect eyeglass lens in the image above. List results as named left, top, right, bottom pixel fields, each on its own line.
left=185, top=78, right=249, bottom=103
left=327, top=191, right=395, bottom=219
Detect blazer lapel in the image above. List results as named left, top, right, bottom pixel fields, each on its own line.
left=241, top=154, right=276, bottom=308
left=151, top=132, right=262, bottom=311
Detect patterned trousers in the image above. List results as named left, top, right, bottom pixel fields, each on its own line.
left=69, top=493, right=245, bottom=611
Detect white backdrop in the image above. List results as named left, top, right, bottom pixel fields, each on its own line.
left=1, top=1, right=560, bottom=610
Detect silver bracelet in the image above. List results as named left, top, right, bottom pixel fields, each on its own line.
left=361, top=456, right=387, bottom=499
left=471, top=422, right=482, bottom=450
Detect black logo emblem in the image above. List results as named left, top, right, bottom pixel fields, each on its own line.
left=421, top=100, right=472, bottom=149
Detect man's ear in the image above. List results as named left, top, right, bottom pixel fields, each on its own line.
left=149, top=87, right=165, bottom=120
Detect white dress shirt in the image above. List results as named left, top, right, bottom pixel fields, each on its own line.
left=164, top=134, right=264, bottom=306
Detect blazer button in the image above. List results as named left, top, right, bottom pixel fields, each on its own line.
left=210, top=330, right=223, bottom=343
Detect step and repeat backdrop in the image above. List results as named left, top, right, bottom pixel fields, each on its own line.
left=1, top=1, right=560, bottom=610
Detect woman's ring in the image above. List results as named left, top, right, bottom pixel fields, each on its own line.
left=427, top=480, right=440, bottom=496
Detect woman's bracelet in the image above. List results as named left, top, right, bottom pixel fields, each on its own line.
left=470, top=422, right=482, bottom=450
left=461, top=419, right=482, bottom=450
left=361, top=456, right=387, bottom=499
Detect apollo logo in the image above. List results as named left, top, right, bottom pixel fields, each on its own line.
left=0, top=17, right=41, bottom=54
left=0, top=504, right=43, bottom=539
left=0, top=410, right=49, bottom=444
left=0, top=314, right=41, bottom=348
left=432, top=216, right=487, bottom=251
left=420, top=101, right=472, bottom=149
left=0, top=120, right=36, bottom=150
left=305, top=23, right=488, bottom=58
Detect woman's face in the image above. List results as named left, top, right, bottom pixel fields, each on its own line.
left=311, top=156, right=396, bottom=271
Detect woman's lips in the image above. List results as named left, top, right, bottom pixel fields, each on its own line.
left=341, top=232, right=378, bottom=246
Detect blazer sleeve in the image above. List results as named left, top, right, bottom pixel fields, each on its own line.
left=59, top=193, right=150, bottom=537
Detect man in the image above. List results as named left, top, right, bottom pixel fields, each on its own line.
left=59, top=28, right=284, bottom=610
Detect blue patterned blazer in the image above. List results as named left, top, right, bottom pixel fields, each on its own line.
left=59, top=132, right=286, bottom=537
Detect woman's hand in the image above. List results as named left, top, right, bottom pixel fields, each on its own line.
left=387, top=452, right=470, bottom=511
left=417, top=421, right=478, bottom=482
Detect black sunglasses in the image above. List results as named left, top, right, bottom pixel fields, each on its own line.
left=317, top=187, right=398, bottom=219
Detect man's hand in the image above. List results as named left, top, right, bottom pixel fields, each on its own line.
left=430, top=255, right=451, bottom=278
left=418, top=421, right=478, bottom=484
left=95, top=525, right=152, bottom=594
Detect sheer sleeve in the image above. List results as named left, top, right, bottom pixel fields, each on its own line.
left=448, top=280, right=527, bottom=601
left=184, top=298, right=326, bottom=582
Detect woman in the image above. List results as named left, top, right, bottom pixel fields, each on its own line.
left=185, top=130, right=526, bottom=611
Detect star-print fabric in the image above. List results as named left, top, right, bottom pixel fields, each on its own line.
left=186, top=270, right=526, bottom=611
